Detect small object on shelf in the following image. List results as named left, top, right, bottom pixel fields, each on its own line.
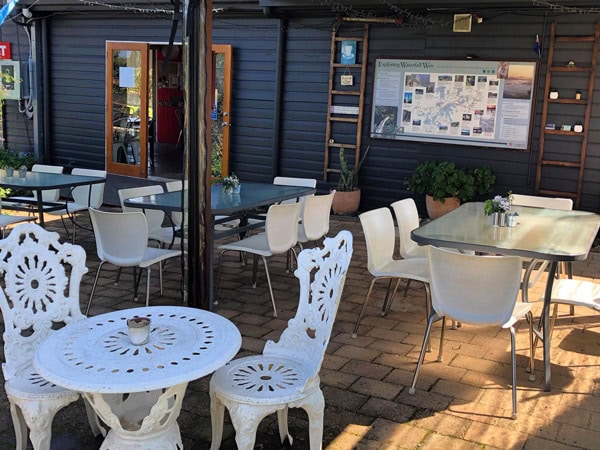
left=545, top=123, right=556, bottom=130
left=575, top=91, right=582, bottom=100
left=573, top=123, right=583, bottom=133
left=567, top=60, right=576, bottom=67
left=340, top=75, right=354, bottom=86
left=561, top=124, right=572, bottom=132
left=549, top=89, right=559, bottom=99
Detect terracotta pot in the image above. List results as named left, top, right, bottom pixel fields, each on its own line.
left=332, top=188, right=361, bottom=215
left=425, top=195, right=460, bottom=219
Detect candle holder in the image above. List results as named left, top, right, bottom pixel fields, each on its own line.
left=127, top=316, right=151, bottom=345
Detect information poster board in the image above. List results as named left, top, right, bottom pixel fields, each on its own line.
left=370, top=59, right=538, bottom=150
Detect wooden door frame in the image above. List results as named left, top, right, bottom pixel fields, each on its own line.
left=212, top=44, right=232, bottom=177
left=105, top=42, right=149, bottom=177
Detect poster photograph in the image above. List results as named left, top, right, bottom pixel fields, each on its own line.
left=370, top=59, right=538, bottom=150
left=0, top=60, right=19, bottom=100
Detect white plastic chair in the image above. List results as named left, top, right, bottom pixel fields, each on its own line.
left=216, top=202, right=302, bottom=317
left=510, top=194, right=573, bottom=304
left=297, top=190, right=335, bottom=248
left=5, top=164, right=64, bottom=220
left=248, top=176, right=316, bottom=228
left=390, top=198, right=427, bottom=259
left=0, top=199, right=36, bottom=237
left=409, top=246, right=535, bottom=419
left=46, top=168, right=106, bottom=242
left=210, top=230, right=353, bottom=450
left=119, top=184, right=180, bottom=248
left=0, top=223, right=104, bottom=449
left=353, top=207, right=430, bottom=338
left=86, top=208, right=181, bottom=314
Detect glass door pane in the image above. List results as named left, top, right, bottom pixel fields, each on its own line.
left=106, top=42, right=149, bottom=177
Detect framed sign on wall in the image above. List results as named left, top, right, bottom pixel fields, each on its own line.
left=0, top=60, right=20, bottom=100
left=370, top=58, right=538, bottom=151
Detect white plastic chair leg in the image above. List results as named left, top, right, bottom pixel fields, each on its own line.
left=86, top=261, right=107, bottom=315
left=352, top=278, right=378, bottom=338
left=409, top=312, right=439, bottom=395
left=145, top=267, right=152, bottom=307
left=510, top=326, right=517, bottom=419
left=262, top=256, right=278, bottom=318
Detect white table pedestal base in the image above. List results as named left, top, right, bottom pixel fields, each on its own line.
left=84, top=383, right=188, bottom=449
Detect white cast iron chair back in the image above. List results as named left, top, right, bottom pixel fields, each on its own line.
left=210, top=230, right=353, bottom=450
left=0, top=223, right=103, bottom=449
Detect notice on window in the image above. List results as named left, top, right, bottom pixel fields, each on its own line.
left=119, top=67, right=135, bottom=88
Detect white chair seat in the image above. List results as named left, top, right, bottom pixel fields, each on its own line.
left=546, top=279, right=600, bottom=310
left=218, top=233, right=270, bottom=256
left=5, top=365, right=79, bottom=399
left=141, top=247, right=181, bottom=268
left=371, top=258, right=429, bottom=283
left=211, top=356, right=315, bottom=405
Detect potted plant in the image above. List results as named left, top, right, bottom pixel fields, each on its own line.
left=405, top=161, right=495, bottom=219
left=332, top=145, right=370, bottom=215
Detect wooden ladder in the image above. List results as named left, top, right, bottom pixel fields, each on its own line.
left=323, top=23, right=369, bottom=181
left=535, top=21, right=600, bottom=207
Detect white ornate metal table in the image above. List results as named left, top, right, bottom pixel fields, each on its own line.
left=34, top=306, right=241, bottom=449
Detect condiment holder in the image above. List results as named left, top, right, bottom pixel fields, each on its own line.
left=127, top=316, right=151, bottom=345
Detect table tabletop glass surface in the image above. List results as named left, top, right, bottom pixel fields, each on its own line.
left=124, top=181, right=316, bottom=215
left=411, top=202, right=600, bottom=261
left=0, top=170, right=105, bottom=190
left=34, top=306, right=242, bottom=394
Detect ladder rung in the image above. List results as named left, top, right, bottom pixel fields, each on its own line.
left=326, top=168, right=341, bottom=174
left=331, top=90, right=361, bottom=96
left=555, top=35, right=595, bottom=42
left=334, top=37, right=365, bottom=42
left=541, top=160, right=581, bottom=168
left=328, top=117, right=359, bottom=123
left=537, top=189, right=577, bottom=198
left=328, top=143, right=357, bottom=149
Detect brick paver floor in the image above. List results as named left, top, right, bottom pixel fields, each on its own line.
left=0, top=211, right=599, bottom=449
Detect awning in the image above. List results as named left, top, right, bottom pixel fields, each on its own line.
left=0, top=0, right=20, bottom=27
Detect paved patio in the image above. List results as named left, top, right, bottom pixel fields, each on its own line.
left=1, top=211, right=599, bottom=449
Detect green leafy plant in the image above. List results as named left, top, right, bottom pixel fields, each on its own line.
left=0, top=147, right=34, bottom=169
left=338, top=145, right=370, bottom=192
left=405, top=161, right=495, bottom=202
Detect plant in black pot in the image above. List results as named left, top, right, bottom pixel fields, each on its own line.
left=405, top=160, right=495, bottom=219
left=331, top=145, right=370, bottom=215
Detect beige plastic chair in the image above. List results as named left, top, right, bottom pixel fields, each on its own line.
left=0, top=223, right=104, bottom=449
left=409, top=246, right=535, bottom=419
left=86, top=208, right=181, bottom=314
left=119, top=184, right=180, bottom=248
left=353, top=207, right=430, bottom=338
left=297, top=191, right=335, bottom=248
left=510, top=194, right=573, bottom=303
left=210, top=231, right=353, bottom=450
left=215, top=202, right=302, bottom=317
left=46, top=168, right=106, bottom=242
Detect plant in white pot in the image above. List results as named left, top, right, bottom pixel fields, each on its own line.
left=332, top=145, right=370, bottom=215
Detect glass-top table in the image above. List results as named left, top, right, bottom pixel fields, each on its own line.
left=123, top=181, right=317, bottom=308
left=412, top=201, right=600, bottom=390
left=0, top=170, right=105, bottom=227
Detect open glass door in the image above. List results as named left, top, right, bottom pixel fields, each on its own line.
left=211, top=44, right=232, bottom=179
left=106, top=42, right=149, bottom=177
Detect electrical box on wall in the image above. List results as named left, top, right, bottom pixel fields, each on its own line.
left=453, top=14, right=472, bottom=32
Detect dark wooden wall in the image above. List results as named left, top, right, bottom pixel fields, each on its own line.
left=1, top=8, right=599, bottom=213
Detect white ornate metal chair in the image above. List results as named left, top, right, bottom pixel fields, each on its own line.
left=0, top=223, right=104, bottom=449
left=209, top=230, right=353, bottom=450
